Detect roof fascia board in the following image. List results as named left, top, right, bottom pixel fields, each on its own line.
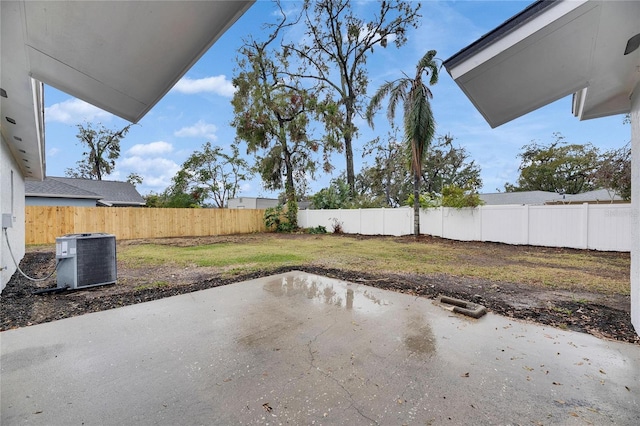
left=446, top=0, right=588, bottom=80
left=107, top=202, right=146, bottom=207
left=572, top=88, right=587, bottom=118
left=26, top=193, right=101, bottom=200
left=444, top=0, right=551, bottom=69
left=29, top=78, right=45, bottom=177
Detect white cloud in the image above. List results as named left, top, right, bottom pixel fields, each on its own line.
left=240, top=182, right=253, bottom=194
left=47, top=147, right=61, bottom=157
left=116, top=141, right=182, bottom=194
left=127, top=141, right=173, bottom=156
left=45, top=98, right=113, bottom=124
left=357, top=26, right=397, bottom=46
left=118, top=156, right=181, bottom=194
left=174, top=120, right=218, bottom=140
left=120, top=156, right=180, bottom=174
left=172, top=75, right=235, bottom=97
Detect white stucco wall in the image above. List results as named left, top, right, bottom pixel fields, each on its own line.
left=631, top=84, right=639, bottom=334
left=1, top=134, right=26, bottom=291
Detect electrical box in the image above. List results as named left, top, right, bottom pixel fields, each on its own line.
left=2, top=213, right=12, bottom=229
left=56, top=233, right=117, bottom=289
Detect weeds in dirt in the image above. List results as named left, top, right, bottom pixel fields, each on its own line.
left=134, top=281, right=169, bottom=291
left=551, top=306, right=574, bottom=316
left=307, top=225, right=327, bottom=234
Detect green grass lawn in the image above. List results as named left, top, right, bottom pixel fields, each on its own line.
left=117, top=233, right=631, bottom=295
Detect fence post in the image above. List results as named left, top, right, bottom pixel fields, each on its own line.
left=583, top=203, right=589, bottom=249
left=478, top=206, right=483, bottom=242
left=524, top=205, right=530, bottom=245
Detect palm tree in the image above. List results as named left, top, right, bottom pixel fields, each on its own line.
left=365, top=50, right=439, bottom=236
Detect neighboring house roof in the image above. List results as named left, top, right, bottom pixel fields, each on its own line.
left=480, top=189, right=624, bottom=206
left=443, top=0, right=640, bottom=127
left=480, top=191, right=562, bottom=205
left=549, top=189, right=624, bottom=204
left=26, top=177, right=145, bottom=207
left=26, top=178, right=102, bottom=201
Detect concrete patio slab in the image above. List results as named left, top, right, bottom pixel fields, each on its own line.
left=1, top=272, right=639, bottom=425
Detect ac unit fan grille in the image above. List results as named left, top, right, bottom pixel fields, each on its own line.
left=76, top=237, right=117, bottom=287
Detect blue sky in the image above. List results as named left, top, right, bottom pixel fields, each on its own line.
left=42, top=0, right=631, bottom=198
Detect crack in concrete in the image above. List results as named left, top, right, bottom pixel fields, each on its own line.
left=304, top=316, right=380, bottom=425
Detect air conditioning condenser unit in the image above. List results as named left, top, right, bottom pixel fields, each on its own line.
left=56, top=233, right=117, bottom=290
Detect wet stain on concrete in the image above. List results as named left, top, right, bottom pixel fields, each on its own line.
left=403, top=313, right=436, bottom=356
left=263, top=274, right=391, bottom=314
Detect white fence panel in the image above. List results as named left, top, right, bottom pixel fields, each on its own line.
left=528, top=205, right=586, bottom=249
left=420, top=208, right=442, bottom=237
left=442, top=208, right=481, bottom=241
left=382, top=208, right=413, bottom=236
left=299, top=203, right=631, bottom=252
left=359, top=209, right=383, bottom=235
left=481, top=205, right=528, bottom=245
left=300, top=209, right=332, bottom=230
left=299, top=208, right=413, bottom=236
left=586, top=205, right=632, bottom=251
left=333, top=210, right=361, bottom=234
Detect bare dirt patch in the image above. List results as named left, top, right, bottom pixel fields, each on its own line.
left=1, top=234, right=637, bottom=344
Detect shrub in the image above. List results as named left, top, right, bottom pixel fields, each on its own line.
left=330, top=218, right=344, bottom=234
left=307, top=225, right=327, bottom=234
left=441, top=184, right=484, bottom=208
left=264, top=202, right=298, bottom=233
left=311, top=177, right=351, bottom=209
left=405, top=193, right=440, bottom=209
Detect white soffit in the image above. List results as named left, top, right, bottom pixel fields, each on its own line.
left=444, top=0, right=640, bottom=128
left=23, top=1, right=253, bottom=123
left=1, top=1, right=46, bottom=180
left=1, top=0, right=254, bottom=181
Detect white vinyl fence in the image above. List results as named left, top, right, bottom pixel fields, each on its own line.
left=298, top=203, right=632, bottom=252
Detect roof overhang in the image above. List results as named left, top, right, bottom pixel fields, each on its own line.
left=443, top=0, right=640, bottom=128
left=97, top=201, right=146, bottom=207
left=1, top=0, right=254, bottom=180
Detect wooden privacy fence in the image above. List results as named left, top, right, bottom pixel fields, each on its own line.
left=26, top=206, right=267, bottom=244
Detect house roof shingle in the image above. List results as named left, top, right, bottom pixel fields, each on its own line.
left=25, top=178, right=102, bottom=200
left=480, top=189, right=624, bottom=206
left=26, top=177, right=145, bottom=206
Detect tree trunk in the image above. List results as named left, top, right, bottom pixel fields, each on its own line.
left=283, top=151, right=298, bottom=229
left=344, top=133, right=355, bottom=197
left=283, top=145, right=296, bottom=203
left=285, top=167, right=295, bottom=204
left=344, top=101, right=356, bottom=198
left=413, top=171, right=420, bottom=237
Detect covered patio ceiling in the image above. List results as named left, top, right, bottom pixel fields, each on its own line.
left=443, top=0, right=640, bottom=128
left=1, top=0, right=254, bottom=180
